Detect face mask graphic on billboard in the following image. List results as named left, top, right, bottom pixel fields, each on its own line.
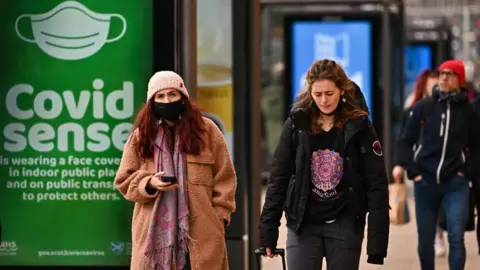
left=15, top=1, right=127, bottom=61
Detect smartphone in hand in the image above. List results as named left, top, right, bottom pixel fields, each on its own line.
left=162, top=176, right=178, bottom=184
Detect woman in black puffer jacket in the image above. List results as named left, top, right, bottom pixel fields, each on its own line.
left=259, top=59, right=390, bottom=270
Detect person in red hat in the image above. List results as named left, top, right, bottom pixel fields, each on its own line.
left=399, top=59, right=480, bottom=270
left=438, top=60, right=466, bottom=90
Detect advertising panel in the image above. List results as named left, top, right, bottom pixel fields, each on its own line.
left=0, top=0, right=153, bottom=266
left=289, top=21, right=373, bottom=115
left=404, top=45, right=433, bottom=101
left=197, top=0, right=234, bottom=156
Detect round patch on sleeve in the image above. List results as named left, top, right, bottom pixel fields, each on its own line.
left=372, top=141, right=383, bottom=156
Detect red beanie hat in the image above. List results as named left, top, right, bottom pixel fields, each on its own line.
left=438, top=60, right=465, bottom=86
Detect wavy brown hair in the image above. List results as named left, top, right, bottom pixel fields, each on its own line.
left=132, top=95, right=206, bottom=160
left=292, top=59, right=369, bottom=133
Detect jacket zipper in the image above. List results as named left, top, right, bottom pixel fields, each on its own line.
left=436, top=101, right=451, bottom=184
left=413, top=145, right=422, bottom=162
left=439, top=113, right=445, bottom=137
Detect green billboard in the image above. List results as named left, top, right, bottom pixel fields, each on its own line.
left=0, top=0, right=153, bottom=266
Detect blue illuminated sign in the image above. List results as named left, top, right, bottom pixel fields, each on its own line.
left=291, top=21, right=372, bottom=115
left=404, top=45, right=432, bottom=100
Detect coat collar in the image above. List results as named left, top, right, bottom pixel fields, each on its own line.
left=290, top=109, right=370, bottom=147
left=432, top=85, right=469, bottom=103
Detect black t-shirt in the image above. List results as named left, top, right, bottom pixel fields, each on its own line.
left=304, top=127, right=348, bottom=223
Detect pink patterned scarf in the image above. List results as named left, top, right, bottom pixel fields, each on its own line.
left=145, top=125, right=190, bottom=270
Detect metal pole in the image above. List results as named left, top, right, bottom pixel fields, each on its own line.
left=382, top=2, right=392, bottom=175
left=153, top=0, right=176, bottom=72
left=248, top=0, right=262, bottom=268
left=399, top=3, right=405, bottom=110
left=177, top=0, right=198, bottom=99
left=232, top=0, right=261, bottom=268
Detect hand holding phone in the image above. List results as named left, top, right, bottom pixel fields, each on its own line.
left=149, top=172, right=179, bottom=191
left=161, top=176, right=178, bottom=184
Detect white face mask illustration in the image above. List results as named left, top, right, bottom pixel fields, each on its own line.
left=15, top=1, right=127, bottom=61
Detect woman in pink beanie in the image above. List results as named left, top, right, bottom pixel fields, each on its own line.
left=115, top=71, right=237, bottom=270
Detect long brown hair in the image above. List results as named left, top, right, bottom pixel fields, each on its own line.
left=292, top=59, right=368, bottom=133
left=132, top=95, right=206, bottom=160
left=411, top=69, right=439, bottom=105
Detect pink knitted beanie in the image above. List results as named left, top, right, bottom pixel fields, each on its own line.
left=147, top=71, right=189, bottom=102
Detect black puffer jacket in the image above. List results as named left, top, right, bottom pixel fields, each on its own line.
left=259, top=110, right=390, bottom=263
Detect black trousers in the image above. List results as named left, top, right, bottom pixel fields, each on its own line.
left=286, top=214, right=364, bottom=270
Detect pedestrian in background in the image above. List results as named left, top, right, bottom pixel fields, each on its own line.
left=400, top=60, right=480, bottom=270
left=393, top=69, right=439, bottom=183
left=392, top=69, right=445, bottom=255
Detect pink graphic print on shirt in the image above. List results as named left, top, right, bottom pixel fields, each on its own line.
left=311, top=149, right=344, bottom=200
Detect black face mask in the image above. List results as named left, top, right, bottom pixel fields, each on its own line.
left=152, top=100, right=185, bottom=121
left=313, top=97, right=345, bottom=116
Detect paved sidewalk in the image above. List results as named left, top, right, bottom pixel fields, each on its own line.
left=260, top=185, right=480, bottom=270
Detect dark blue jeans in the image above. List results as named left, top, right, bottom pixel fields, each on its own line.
left=414, top=175, right=470, bottom=270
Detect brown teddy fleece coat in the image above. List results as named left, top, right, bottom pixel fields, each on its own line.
left=115, top=117, right=237, bottom=270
